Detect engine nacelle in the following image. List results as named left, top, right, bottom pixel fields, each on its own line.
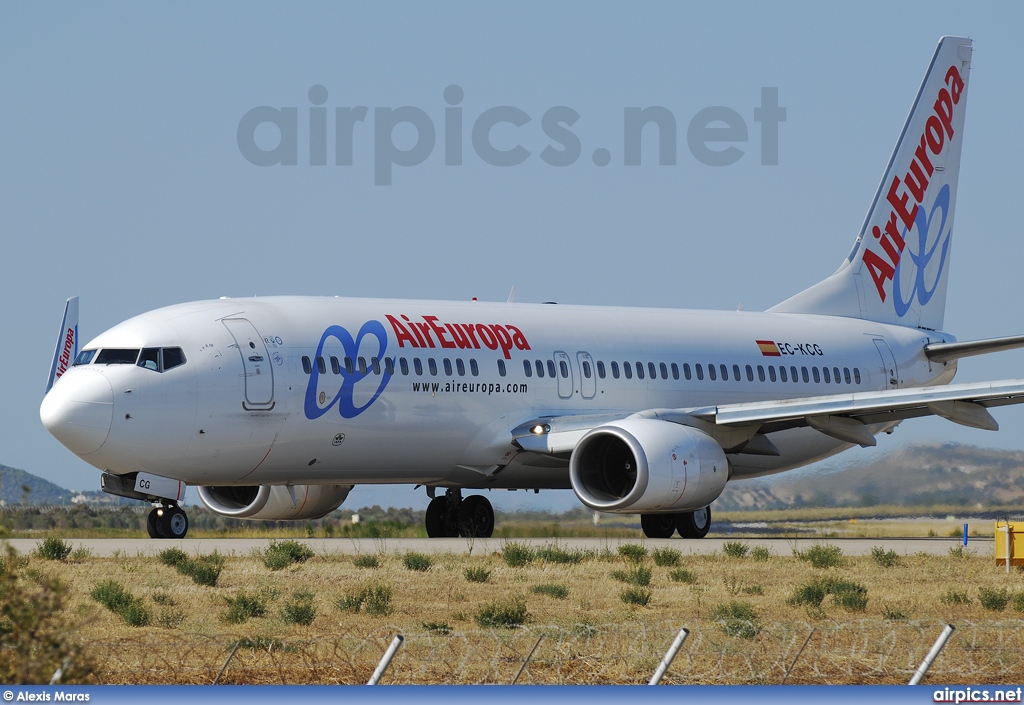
left=197, top=484, right=353, bottom=521
left=569, top=418, right=728, bottom=513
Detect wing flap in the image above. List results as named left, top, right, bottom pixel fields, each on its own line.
left=708, top=379, right=1024, bottom=427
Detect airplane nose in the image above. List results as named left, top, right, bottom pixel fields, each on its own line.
left=40, top=370, right=113, bottom=455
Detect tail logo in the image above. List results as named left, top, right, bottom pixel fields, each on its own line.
left=893, top=184, right=951, bottom=317
left=862, top=64, right=964, bottom=307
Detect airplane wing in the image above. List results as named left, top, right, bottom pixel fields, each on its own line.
left=513, top=378, right=1024, bottom=454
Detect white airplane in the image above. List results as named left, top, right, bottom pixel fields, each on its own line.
left=39, top=36, right=1024, bottom=540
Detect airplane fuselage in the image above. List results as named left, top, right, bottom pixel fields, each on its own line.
left=45, top=296, right=956, bottom=491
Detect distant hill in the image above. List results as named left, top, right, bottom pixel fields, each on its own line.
left=0, top=464, right=75, bottom=505
left=716, top=443, right=1024, bottom=511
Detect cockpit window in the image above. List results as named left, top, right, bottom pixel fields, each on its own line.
left=136, top=347, right=187, bottom=372
left=96, top=349, right=140, bottom=365
left=138, top=348, right=160, bottom=371
left=162, top=348, right=185, bottom=371
left=73, top=350, right=97, bottom=366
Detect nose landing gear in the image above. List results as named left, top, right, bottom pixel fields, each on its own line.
left=147, top=503, right=189, bottom=539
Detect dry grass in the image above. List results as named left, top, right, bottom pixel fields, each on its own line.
left=32, top=545, right=1024, bottom=684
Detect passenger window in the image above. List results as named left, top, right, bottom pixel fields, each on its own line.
left=443, top=359, right=452, bottom=376
left=844, top=367, right=852, bottom=384
left=330, top=356, right=341, bottom=375
left=611, top=361, right=620, bottom=379
left=345, top=357, right=355, bottom=374
left=624, top=362, right=633, bottom=379
left=357, top=357, right=367, bottom=374
left=301, top=356, right=312, bottom=375
left=583, top=361, right=592, bottom=378
left=707, top=364, right=716, bottom=381
left=428, top=359, right=438, bottom=376
left=801, top=367, right=809, bottom=383
left=385, top=358, right=395, bottom=375
left=733, top=364, right=741, bottom=381
left=695, top=364, right=703, bottom=381
left=560, top=360, right=569, bottom=378
left=497, top=359, right=506, bottom=377
left=791, top=366, right=799, bottom=383
left=768, top=365, right=776, bottom=382
left=470, top=359, right=479, bottom=376
left=547, top=360, right=556, bottom=378
left=597, top=361, right=606, bottom=379
left=812, top=367, right=820, bottom=383
left=414, top=358, right=423, bottom=375
left=745, top=364, right=753, bottom=382
left=648, top=362, right=657, bottom=379
left=636, top=362, right=645, bottom=380
left=456, top=359, right=465, bottom=376
left=757, top=365, right=765, bottom=382
left=822, top=367, right=831, bottom=383
left=317, top=356, right=327, bottom=374
left=523, top=360, right=533, bottom=377
left=672, top=363, right=680, bottom=380
left=400, top=358, right=409, bottom=375
left=834, top=367, right=842, bottom=384
left=780, top=365, right=788, bottom=383
left=720, top=364, right=728, bottom=381
left=372, top=357, right=381, bottom=375
left=536, top=360, right=545, bottom=378
left=683, top=363, right=691, bottom=381
left=660, top=362, right=668, bottom=380
left=853, top=368, right=861, bottom=384
left=138, top=348, right=160, bottom=371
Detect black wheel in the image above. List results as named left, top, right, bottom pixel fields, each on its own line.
left=641, top=513, right=675, bottom=539
left=425, top=497, right=449, bottom=538
left=146, top=508, right=164, bottom=538
left=675, top=506, right=712, bottom=539
left=457, top=495, right=494, bottom=538
left=160, top=507, right=189, bottom=539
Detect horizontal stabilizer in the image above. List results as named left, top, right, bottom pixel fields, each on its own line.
left=925, top=334, right=1024, bottom=363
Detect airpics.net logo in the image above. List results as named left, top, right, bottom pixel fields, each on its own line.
left=236, top=84, right=786, bottom=185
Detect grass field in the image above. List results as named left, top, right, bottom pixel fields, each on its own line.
left=8, top=536, right=1024, bottom=685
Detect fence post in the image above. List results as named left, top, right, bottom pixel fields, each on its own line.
left=648, top=628, right=689, bottom=685
left=511, top=634, right=545, bottom=685
left=367, top=635, right=404, bottom=685
left=908, top=624, right=954, bottom=685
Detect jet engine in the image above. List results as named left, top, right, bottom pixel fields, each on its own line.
left=197, top=484, right=353, bottom=521
left=568, top=418, right=728, bottom=513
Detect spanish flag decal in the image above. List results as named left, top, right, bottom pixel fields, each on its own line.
left=756, top=340, right=781, bottom=356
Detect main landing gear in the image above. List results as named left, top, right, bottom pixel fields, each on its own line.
left=146, top=503, right=189, bottom=539
left=640, top=505, right=712, bottom=539
left=424, top=488, right=495, bottom=538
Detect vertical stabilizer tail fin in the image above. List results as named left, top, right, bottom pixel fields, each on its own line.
left=45, top=296, right=79, bottom=394
left=771, top=36, right=972, bottom=331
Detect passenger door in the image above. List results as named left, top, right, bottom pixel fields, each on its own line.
left=222, top=318, right=276, bottom=409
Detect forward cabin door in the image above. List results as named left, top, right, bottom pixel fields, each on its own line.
left=223, top=318, right=276, bottom=409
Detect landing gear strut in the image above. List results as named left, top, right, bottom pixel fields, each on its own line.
left=639, top=505, right=712, bottom=539
left=147, top=503, right=189, bottom=539
left=424, top=489, right=494, bottom=538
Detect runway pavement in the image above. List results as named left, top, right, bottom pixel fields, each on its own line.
left=5, top=535, right=993, bottom=558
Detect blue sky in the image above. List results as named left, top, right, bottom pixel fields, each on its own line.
left=4, top=2, right=1024, bottom=511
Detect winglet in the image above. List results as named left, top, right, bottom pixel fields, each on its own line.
left=45, top=296, right=79, bottom=394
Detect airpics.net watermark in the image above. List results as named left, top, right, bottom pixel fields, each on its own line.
left=237, top=84, right=786, bottom=185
